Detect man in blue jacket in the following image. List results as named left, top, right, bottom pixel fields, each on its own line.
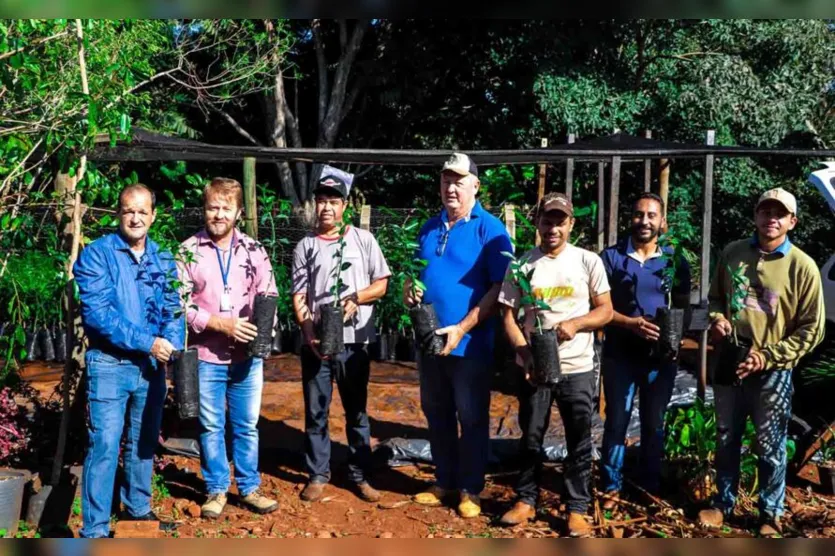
left=74, top=183, right=184, bottom=538
left=404, top=153, right=512, bottom=519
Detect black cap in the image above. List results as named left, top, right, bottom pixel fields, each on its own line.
left=313, top=175, right=349, bottom=199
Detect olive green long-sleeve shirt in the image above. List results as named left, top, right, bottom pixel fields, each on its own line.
left=708, top=236, right=825, bottom=371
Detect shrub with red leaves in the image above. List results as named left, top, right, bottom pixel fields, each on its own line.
left=0, top=387, right=26, bottom=464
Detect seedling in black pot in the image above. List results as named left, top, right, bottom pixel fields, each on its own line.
left=714, top=262, right=752, bottom=387
left=503, top=251, right=561, bottom=384
left=319, top=221, right=351, bottom=356
left=653, top=231, right=687, bottom=363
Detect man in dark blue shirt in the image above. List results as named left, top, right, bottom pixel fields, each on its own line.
left=403, top=152, right=512, bottom=519
left=599, top=193, right=691, bottom=507
left=74, top=184, right=184, bottom=538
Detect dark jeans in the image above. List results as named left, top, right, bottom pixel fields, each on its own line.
left=600, top=357, right=677, bottom=494
left=418, top=353, right=491, bottom=494
left=301, top=343, right=372, bottom=484
left=516, top=371, right=596, bottom=514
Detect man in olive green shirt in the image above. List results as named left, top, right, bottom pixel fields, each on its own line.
left=699, top=188, right=825, bottom=537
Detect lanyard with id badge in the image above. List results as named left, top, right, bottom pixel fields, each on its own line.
left=215, top=243, right=233, bottom=312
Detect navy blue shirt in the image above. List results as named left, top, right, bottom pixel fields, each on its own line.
left=417, top=201, right=512, bottom=358
left=74, top=232, right=185, bottom=362
left=600, top=237, right=691, bottom=360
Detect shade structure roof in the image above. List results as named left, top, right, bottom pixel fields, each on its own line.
left=88, top=129, right=835, bottom=166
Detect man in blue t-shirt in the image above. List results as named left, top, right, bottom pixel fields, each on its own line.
left=599, top=193, right=691, bottom=508
left=403, top=152, right=512, bottom=519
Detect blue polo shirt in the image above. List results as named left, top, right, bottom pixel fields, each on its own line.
left=417, top=201, right=512, bottom=358
left=600, top=237, right=691, bottom=360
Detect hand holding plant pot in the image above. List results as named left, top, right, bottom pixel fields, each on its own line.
left=319, top=222, right=351, bottom=357
left=714, top=262, right=753, bottom=386
left=503, top=251, right=561, bottom=385
left=653, top=231, right=687, bottom=362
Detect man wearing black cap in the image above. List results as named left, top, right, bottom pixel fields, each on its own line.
left=291, top=165, right=391, bottom=503
left=497, top=192, right=613, bottom=536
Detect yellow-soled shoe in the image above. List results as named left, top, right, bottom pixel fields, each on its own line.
left=457, top=492, right=481, bottom=519
left=413, top=485, right=447, bottom=506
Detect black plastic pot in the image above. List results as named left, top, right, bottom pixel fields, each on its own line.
left=247, top=293, right=278, bottom=359
left=396, top=334, right=417, bottom=362
left=410, top=303, right=445, bottom=356
left=319, top=305, right=345, bottom=356
left=713, top=335, right=753, bottom=387
left=0, top=322, right=7, bottom=352
left=386, top=332, right=398, bottom=361
left=281, top=328, right=294, bottom=354
left=172, top=348, right=200, bottom=420
left=529, top=328, right=561, bottom=385
left=818, top=463, right=835, bottom=495
left=24, top=329, right=40, bottom=362
left=370, top=334, right=387, bottom=361
left=52, top=324, right=67, bottom=362
left=654, top=306, right=685, bottom=362
left=39, top=327, right=56, bottom=362
left=270, top=321, right=283, bottom=355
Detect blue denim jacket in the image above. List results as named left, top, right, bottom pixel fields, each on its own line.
left=74, top=232, right=185, bottom=360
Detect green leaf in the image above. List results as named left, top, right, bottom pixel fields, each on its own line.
left=680, top=424, right=691, bottom=447
left=413, top=279, right=427, bottom=292
left=341, top=262, right=352, bottom=271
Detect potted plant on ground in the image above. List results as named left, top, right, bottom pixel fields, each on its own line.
left=319, top=220, right=351, bottom=357
left=813, top=428, right=835, bottom=494
left=502, top=250, right=560, bottom=384
left=714, top=262, right=752, bottom=386
left=653, top=231, right=687, bottom=362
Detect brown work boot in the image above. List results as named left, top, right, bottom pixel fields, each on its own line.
left=354, top=481, right=382, bottom=503
left=300, top=480, right=327, bottom=502
left=498, top=501, right=536, bottom=527
left=240, top=489, right=279, bottom=514
left=566, top=512, right=593, bottom=538
left=698, top=507, right=725, bottom=528
left=601, top=490, right=619, bottom=511
left=758, top=517, right=783, bottom=538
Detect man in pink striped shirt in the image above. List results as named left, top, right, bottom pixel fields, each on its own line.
left=179, top=178, right=278, bottom=519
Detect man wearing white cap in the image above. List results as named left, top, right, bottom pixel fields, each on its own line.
left=699, top=187, right=825, bottom=536
left=404, top=152, right=513, bottom=519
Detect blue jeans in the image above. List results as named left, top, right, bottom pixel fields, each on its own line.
left=600, top=357, right=677, bottom=493
left=80, top=351, right=165, bottom=538
left=713, top=369, right=793, bottom=520
left=198, top=357, right=264, bottom=496
left=418, top=354, right=491, bottom=494
left=301, top=344, right=372, bottom=484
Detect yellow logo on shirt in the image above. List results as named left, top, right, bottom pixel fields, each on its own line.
left=534, top=286, right=574, bottom=300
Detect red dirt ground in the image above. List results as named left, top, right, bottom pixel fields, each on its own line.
left=17, top=354, right=835, bottom=538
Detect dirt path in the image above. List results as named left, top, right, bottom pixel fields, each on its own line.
left=20, top=354, right=835, bottom=538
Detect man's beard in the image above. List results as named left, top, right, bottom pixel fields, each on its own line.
left=631, top=225, right=659, bottom=244
left=207, top=221, right=233, bottom=237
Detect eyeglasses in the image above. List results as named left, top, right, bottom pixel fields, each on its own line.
left=436, top=228, right=450, bottom=256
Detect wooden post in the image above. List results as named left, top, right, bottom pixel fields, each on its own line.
left=659, top=158, right=670, bottom=220
left=504, top=204, right=516, bottom=241
left=243, top=157, right=257, bottom=239
left=535, top=138, right=548, bottom=246
left=360, top=205, right=371, bottom=231
left=597, top=162, right=605, bottom=253
left=51, top=19, right=89, bottom=488
left=565, top=133, right=575, bottom=200
left=698, top=130, right=716, bottom=401
left=607, top=156, right=621, bottom=247
left=644, top=130, right=652, bottom=192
